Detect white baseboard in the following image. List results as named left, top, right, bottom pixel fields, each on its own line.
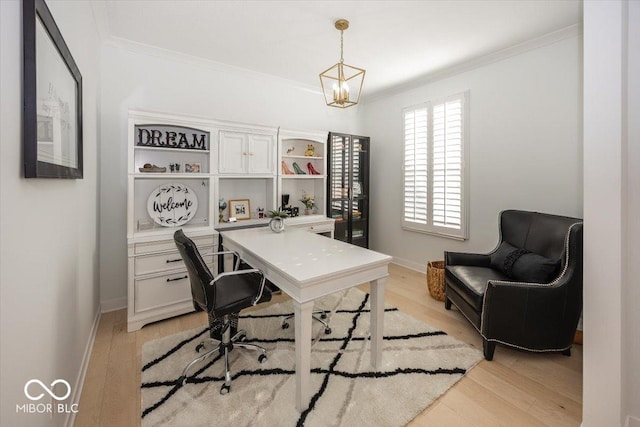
left=65, top=306, right=101, bottom=427
left=627, top=415, right=640, bottom=427
left=101, top=296, right=127, bottom=313
left=391, top=256, right=426, bottom=273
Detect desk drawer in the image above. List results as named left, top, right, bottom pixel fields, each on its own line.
left=135, top=247, right=215, bottom=276
left=290, top=222, right=334, bottom=234
left=135, top=235, right=215, bottom=254
left=135, top=272, right=192, bottom=313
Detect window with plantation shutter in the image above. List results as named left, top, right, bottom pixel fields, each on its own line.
left=403, top=106, right=428, bottom=225
left=402, top=92, right=468, bottom=239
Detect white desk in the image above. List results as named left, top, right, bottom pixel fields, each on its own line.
left=220, top=227, right=392, bottom=411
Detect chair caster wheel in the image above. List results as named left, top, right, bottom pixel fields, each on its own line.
left=281, top=322, right=289, bottom=330
left=237, top=331, right=247, bottom=341
left=320, top=313, right=328, bottom=319
left=195, top=343, right=205, bottom=353
left=324, top=328, right=332, bottom=335
left=220, top=384, right=230, bottom=395
left=258, top=354, right=268, bottom=364
left=177, top=376, right=187, bottom=386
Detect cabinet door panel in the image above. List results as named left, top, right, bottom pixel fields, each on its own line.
left=248, top=134, right=275, bottom=174
left=219, top=131, right=246, bottom=174
left=327, top=133, right=370, bottom=248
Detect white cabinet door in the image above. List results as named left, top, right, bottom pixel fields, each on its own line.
left=219, top=131, right=247, bottom=174
left=247, top=134, right=275, bottom=174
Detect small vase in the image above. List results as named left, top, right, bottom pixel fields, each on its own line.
left=269, top=217, right=285, bottom=233
left=304, top=208, right=311, bottom=215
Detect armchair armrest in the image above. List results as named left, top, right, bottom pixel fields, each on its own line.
left=210, top=268, right=267, bottom=306
left=481, top=276, right=581, bottom=350
left=445, top=251, right=491, bottom=267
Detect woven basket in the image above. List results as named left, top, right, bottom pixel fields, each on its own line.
left=426, top=261, right=446, bottom=302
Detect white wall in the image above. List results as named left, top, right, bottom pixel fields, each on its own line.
left=99, top=43, right=362, bottom=306
left=583, top=1, right=639, bottom=426
left=624, top=1, right=640, bottom=423
left=0, top=1, right=101, bottom=426
left=361, top=36, right=582, bottom=270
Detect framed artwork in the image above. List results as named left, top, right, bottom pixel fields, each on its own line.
left=183, top=162, right=201, bottom=173
left=23, top=0, right=83, bottom=178
left=229, top=199, right=251, bottom=220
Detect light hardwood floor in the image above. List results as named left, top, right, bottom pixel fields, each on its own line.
left=76, top=264, right=582, bottom=426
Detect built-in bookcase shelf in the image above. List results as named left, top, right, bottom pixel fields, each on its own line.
left=126, top=112, right=334, bottom=333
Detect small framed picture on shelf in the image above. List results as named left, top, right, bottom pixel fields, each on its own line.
left=229, top=199, right=251, bottom=220
left=137, top=218, right=155, bottom=231
left=183, top=162, right=201, bottom=173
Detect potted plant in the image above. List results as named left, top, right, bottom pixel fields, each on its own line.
left=268, top=207, right=288, bottom=233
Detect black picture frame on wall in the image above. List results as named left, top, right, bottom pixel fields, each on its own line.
left=23, top=0, right=83, bottom=178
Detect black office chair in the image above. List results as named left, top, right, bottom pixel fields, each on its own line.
left=174, top=229, right=272, bottom=394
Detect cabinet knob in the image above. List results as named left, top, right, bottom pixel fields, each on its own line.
left=249, top=152, right=254, bottom=156
left=243, top=152, right=247, bottom=155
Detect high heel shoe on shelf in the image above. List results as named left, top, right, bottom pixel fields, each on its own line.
left=292, top=162, right=306, bottom=174
left=307, top=163, right=321, bottom=175
left=281, top=161, right=294, bottom=175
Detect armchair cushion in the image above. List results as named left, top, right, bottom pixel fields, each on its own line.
left=490, top=241, right=559, bottom=283
left=445, top=266, right=509, bottom=310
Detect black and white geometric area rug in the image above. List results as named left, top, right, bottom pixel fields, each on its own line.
left=141, top=288, right=482, bottom=427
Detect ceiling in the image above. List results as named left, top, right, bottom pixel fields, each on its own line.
left=98, top=0, right=582, bottom=98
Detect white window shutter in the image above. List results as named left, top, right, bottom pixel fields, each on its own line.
left=401, top=92, right=467, bottom=239
left=432, top=96, right=463, bottom=229
left=403, top=107, right=428, bottom=227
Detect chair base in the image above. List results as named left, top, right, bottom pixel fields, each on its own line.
left=178, top=316, right=267, bottom=394
left=281, top=310, right=331, bottom=334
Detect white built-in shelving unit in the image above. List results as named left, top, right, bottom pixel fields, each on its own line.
left=126, top=111, right=334, bottom=331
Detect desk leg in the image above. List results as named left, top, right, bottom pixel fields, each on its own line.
left=294, top=300, right=314, bottom=412
left=370, top=277, right=386, bottom=369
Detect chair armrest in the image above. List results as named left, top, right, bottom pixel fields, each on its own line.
left=444, top=251, right=491, bottom=267
left=481, top=277, right=581, bottom=349
left=210, top=268, right=267, bottom=306
left=201, top=250, right=240, bottom=270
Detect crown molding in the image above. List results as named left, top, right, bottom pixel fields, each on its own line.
left=102, top=34, right=323, bottom=96
left=89, top=0, right=321, bottom=95
left=89, top=0, right=111, bottom=43
left=362, top=24, right=582, bottom=103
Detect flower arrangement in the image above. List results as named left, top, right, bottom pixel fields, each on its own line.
left=300, top=193, right=315, bottom=210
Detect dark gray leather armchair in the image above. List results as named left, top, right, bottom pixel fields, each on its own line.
left=444, top=210, right=583, bottom=360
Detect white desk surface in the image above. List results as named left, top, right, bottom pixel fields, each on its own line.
left=220, top=227, right=391, bottom=284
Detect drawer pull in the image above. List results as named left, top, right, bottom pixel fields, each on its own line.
left=165, top=258, right=183, bottom=263
left=166, top=275, right=188, bottom=282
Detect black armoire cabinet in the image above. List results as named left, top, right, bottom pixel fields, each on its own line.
left=327, top=133, right=370, bottom=248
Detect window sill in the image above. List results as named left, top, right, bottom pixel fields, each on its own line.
left=401, top=224, right=467, bottom=241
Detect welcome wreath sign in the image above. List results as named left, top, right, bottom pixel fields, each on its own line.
left=147, top=183, right=198, bottom=227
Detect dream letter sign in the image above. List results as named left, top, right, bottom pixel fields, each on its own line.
left=136, top=125, right=209, bottom=151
